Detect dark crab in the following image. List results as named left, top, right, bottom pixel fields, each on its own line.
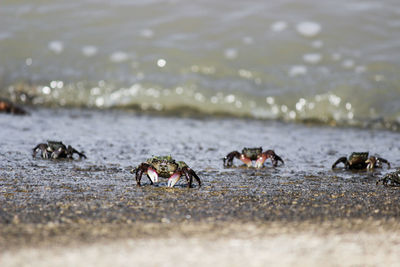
left=332, top=152, right=390, bottom=170
left=132, top=156, right=201, bottom=188
left=376, top=170, right=400, bottom=187
left=32, top=141, right=87, bottom=159
left=0, top=98, right=27, bottom=115
left=223, top=147, right=284, bottom=168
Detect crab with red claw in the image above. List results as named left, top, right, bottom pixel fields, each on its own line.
left=331, top=152, right=390, bottom=170
left=223, top=147, right=284, bottom=168
left=0, top=98, right=28, bottom=115
left=32, top=141, right=87, bottom=159
left=132, top=156, right=201, bottom=188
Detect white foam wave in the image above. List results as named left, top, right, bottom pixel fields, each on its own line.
left=296, top=22, right=321, bottom=37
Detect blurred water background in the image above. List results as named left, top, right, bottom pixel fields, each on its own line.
left=1, top=0, right=399, bottom=130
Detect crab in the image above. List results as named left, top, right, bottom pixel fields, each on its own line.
left=0, top=98, right=27, bottom=115
left=376, top=170, right=400, bottom=187
left=132, top=156, right=201, bottom=188
left=332, top=152, right=390, bottom=170
left=223, top=147, right=284, bottom=168
left=32, top=141, right=87, bottom=159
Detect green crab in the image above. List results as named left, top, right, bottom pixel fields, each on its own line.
left=376, top=170, right=400, bottom=187
left=332, top=152, right=390, bottom=170
left=223, top=147, right=284, bottom=168
left=132, top=156, right=201, bottom=188
left=32, top=141, right=87, bottom=159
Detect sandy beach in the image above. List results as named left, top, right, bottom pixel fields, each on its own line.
left=2, top=221, right=400, bottom=267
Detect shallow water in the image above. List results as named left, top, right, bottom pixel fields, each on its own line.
left=2, top=108, right=400, bottom=178
left=1, top=0, right=400, bottom=129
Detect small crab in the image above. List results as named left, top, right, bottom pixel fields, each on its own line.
left=376, top=170, right=400, bottom=187
left=132, top=156, right=201, bottom=188
left=223, top=147, right=284, bottom=168
left=332, top=152, right=390, bottom=170
left=0, top=98, right=27, bottom=115
left=32, top=141, right=87, bottom=159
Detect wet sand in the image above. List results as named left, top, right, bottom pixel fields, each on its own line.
left=1, top=109, right=400, bottom=266
left=2, top=221, right=400, bottom=267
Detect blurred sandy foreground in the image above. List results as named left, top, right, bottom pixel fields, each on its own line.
left=2, top=223, right=400, bottom=267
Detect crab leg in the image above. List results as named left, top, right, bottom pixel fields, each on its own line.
left=377, top=157, right=391, bottom=169
left=268, top=150, right=284, bottom=167
left=51, top=147, right=64, bottom=159
left=167, top=172, right=181, bottom=187
left=272, top=155, right=284, bottom=167
left=223, top=151, right=241, bottom=167
left=181, top=167, right=201, bottom=188
left=133, top=163, right=153, bottom=186
left=67, top=145, right=87, bottom=159
left=147, top=167, right=159, bottom=183
left=32, top=143, right=48, bottom=158
left=332, top=157, right=348, bottom=169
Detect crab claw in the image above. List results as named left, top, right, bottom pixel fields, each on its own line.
left=167, top=172, right=181, bottom=187
left=255, top=154, right=268, bottom=168
left=365, top=157, right=376, bottom=170
left=147, top=167, right=159, bottom=183
left=239, top=155, right=252, bottom=167
left=51, top=147, right=63, bottom=159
